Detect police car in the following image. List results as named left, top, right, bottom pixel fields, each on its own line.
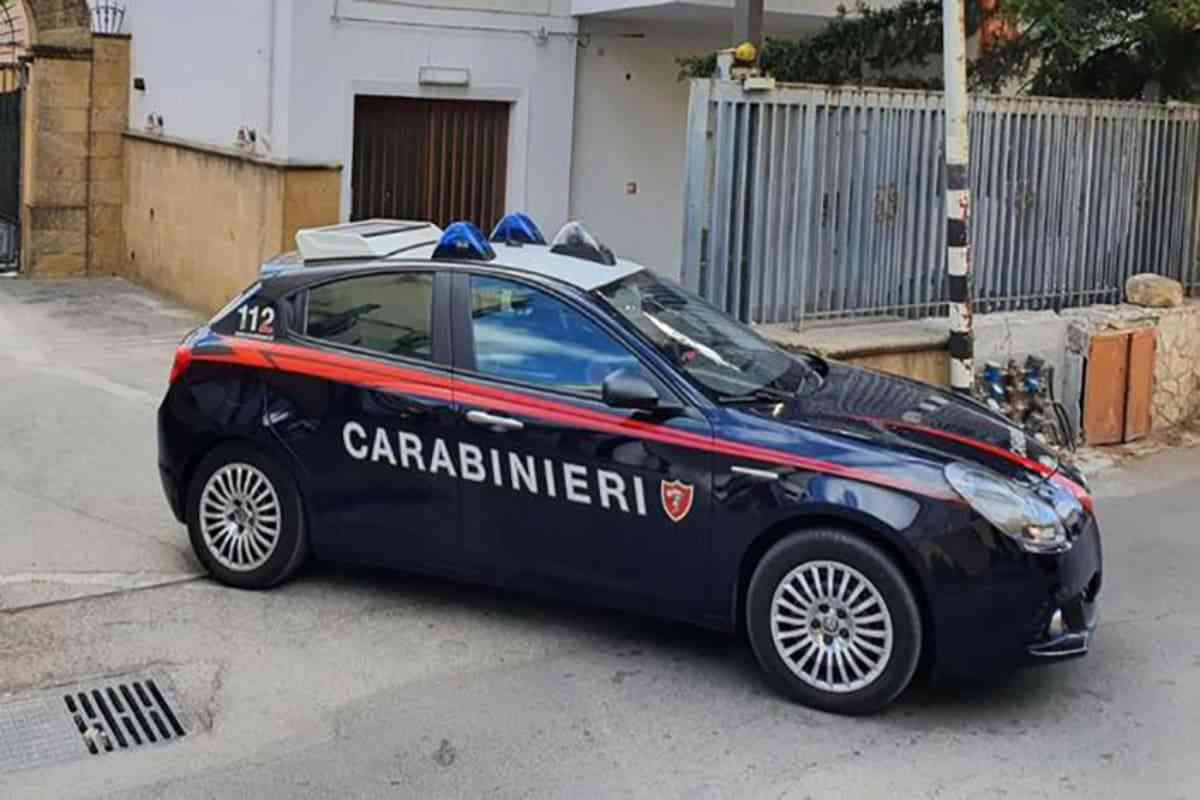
left=157, top=214, right=1101, bottom=714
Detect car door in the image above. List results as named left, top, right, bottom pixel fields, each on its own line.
left=450, top=272, right=715, bottom=619
left=267, top=268, right=461, bottom=571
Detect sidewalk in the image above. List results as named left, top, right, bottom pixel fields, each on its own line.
left=0, top=278, right=204, bottom=611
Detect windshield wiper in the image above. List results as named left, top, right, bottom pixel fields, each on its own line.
left=716, top=387, right=794, bottom=404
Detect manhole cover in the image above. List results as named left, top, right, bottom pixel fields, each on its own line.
left=0, top=672, right=188, bottom=774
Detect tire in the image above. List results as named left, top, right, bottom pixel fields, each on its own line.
left=745, top=527, right=922, bottom=715
left=185, top=443, right=308, bottom=590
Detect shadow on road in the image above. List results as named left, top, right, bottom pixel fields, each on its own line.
left=274, top=558, right=1082, bottom=721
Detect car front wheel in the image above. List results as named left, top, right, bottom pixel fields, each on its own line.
left=746, top=527, right=922, bottom=715
left=185, top=444, right=308, bottom=589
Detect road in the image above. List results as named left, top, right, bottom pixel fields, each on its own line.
left=1, top=278, right=1198, bottom=799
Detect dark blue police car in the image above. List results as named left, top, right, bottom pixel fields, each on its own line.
left=158, top=214, right=1101, bottom=714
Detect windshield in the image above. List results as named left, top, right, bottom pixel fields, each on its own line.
left=594, top=271, right=821, bottom=401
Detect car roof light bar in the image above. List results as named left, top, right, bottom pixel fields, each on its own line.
left=549, top=221, right=616, bottom=266
left=432, top=221, right=497, bottom=262
left=490, top=213, right=546, bottom=246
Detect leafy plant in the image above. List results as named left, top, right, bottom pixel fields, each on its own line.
left=678, top=0, right=1200, bottom=101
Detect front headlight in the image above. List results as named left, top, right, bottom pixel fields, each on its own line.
left=944, top=462, right=1069, bottom=554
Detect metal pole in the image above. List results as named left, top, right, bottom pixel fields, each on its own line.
left=733, top=0, right=763, bottom=48
left=942, top=0, right=973, bottom=392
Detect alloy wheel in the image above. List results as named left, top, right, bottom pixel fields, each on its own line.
left=769, top=560, right=894, bottom=694
left=198, top=462, right=282, bottom=572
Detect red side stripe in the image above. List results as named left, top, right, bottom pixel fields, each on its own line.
left=875, top=418, right=1093, bottom=513
left=193, top=337, right=958, bottom=502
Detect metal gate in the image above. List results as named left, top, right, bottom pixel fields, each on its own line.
left=351, top=96, right=510, bottom=233
left=0, top=63, right=23, bottom=271
left=681, top=79, right=1200, bottom=324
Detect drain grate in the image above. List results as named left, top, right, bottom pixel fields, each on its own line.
left=0, top=672, right=189, bottom=774
left=63, top=678, right=186, bottom=755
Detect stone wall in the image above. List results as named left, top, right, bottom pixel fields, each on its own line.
left=1062, top=302, right=1200, bottom=431
left=121, top=132, right=341, bottom=313
left=88, top=34, right=129, bottom=275
left=762, top=301, right=1200, bottom=438
left=20, top=32, right=129, bottom=279
left=21, top=47, right=92, bottom=277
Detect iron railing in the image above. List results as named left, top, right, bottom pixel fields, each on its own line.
left=0, top=63, right=22, bottom=269
left=680, top=80, right=1200, bottom=324
left=90, top=1, right=126, bottom=35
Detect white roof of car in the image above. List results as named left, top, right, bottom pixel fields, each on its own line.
left=294, top=219, right=644, bottom=292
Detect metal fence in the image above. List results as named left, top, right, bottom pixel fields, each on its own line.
left=0, top=63, right=22, bottom=270
left=680, top=80, right=1200, bottom=324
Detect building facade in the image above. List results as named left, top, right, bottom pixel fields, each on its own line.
left=14, top=0, right=875, bottom=310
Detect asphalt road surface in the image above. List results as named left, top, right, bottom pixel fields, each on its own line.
left=1, top=278, right=1198, bottom=799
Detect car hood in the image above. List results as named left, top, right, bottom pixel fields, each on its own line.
left=754, top=360, right=1062, bottom=482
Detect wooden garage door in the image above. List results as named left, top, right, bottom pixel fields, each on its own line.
left=351, top=96, right=509, bottom=232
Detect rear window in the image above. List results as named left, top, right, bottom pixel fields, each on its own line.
left=304, top=273, right=435, bottom=362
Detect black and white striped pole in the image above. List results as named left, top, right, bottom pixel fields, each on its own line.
left=942, top=0, right=973, bottom=393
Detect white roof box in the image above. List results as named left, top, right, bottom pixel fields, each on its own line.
left=295, top=219, right=443, bottom=262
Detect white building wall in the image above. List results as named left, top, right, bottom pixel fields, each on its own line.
left=125, top=0, right=580, bottom=231
left=125, top=0, right=282, bottom=153
left=569, top=11, right=898, bottom=280
left=288, top=0, right=579, bottom=231
left=569, top=20, right=727, bottom=280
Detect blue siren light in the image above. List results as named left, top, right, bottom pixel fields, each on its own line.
left=432, top=221, right=496, bottom=262
left=490, top=213, right=546, bottom=246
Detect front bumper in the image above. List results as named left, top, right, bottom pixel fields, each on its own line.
left=927, top=512, right=1103, bottom=679
left=1026, top=592, right=1099, bottom=661
left=1023, top=515, right=1103, bottom=664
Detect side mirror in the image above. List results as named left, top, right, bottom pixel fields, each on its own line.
left=601, top=368, right=661, bottom=410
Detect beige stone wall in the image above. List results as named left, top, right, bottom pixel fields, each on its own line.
left=88, top=34, right=128, bottom=274
left=22, top=0, right=92, bottom=49
left=121, top=134, right=341, bottom=313
left=1150, top=304, right=1200, bottom=428
left=22, top=48, right=92, bottom=277
left=1064, top=301, right=1200, bottom=432
left=19, top=32, right=129, bottom=279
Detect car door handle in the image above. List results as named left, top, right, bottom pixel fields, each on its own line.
left=466, top=410, right=525, bottom=432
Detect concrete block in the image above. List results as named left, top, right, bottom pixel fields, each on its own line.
left=90, top=132, right=123, bottom=159
left=33, top=156, right=88, bottom=189
left=90, top=203, right=122, bottom=233
left=90, top=79, right=128, bottom=112
left=89, top=156, right=122, bottom=182
left=30, top=252, right=86, bottom=277
left=89, top=178, right=122, bottom=205
left=36, top=106, right=90, bottom=134
left=28, top=206, right=87, bottom=232
left=30, top=179, right=88, bottom=207
left=89, top=107, right=128, bottom=134
left=39, top=61, right=92, bottom=100
left=974, top=310, right=1070, bottom=401
left=32, top=227, right=86, bottom=255
left=41, top=130, right=89, bottom=161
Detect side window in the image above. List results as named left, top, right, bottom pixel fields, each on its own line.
left=469, top=276, right=639, bottom=396
left=305, top=272, right=434, bottom=361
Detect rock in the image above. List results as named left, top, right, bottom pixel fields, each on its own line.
left=1126, top=273, right=1184, bottom=308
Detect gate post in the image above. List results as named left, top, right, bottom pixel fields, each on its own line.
left=942, top=0, right=974, bottom=393
left=21, top=43, right=93, bottom=277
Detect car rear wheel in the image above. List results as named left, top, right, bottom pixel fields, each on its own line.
left=746, top=527, right=922, bottom=715
left=186, top=444, right=308, bottom=589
